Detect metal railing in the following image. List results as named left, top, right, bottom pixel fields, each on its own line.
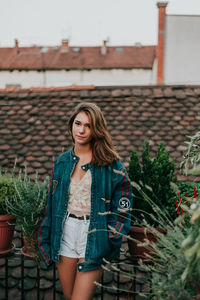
left=0, top=248, right=151, bottom=300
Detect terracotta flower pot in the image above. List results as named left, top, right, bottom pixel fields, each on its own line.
left=21, top=222, right=41, bottom=259
left=128, top=226, right=165, bottom=262
left=0, top=214, right=15, bottom=252
left=22, top=233, right=38, bottom=256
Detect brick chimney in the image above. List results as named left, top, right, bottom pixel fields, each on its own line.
left=14, top=39, right=19, bottom=55
left=156, top=2, right=168, bottom=84
left=101, top=40, right=107, bottom=55
left=61, top=39, right=69, bottom=52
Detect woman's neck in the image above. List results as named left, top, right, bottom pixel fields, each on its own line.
left=74, top=143, right=92, bottom=158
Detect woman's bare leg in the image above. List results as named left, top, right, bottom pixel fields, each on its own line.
left=71, top=258, right=103, bottom=300
left=56, top=256, right=78, bottom=300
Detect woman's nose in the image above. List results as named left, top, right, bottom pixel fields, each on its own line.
left=79, top=125, right=85, bottom=133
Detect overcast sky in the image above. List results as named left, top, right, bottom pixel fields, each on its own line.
left=1, top=0, right=200, bottom=47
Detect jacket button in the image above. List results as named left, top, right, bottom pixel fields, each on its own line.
left=79, top=266, right=82, bottom=270
left=73, top=157, right=76, bottom=160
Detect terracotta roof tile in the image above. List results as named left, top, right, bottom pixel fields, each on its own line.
left=0, top=45, right=155, bottom=70
left=0, top=85, right=200, bottom=180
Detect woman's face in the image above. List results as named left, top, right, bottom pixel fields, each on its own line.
left=72, top=112, right=93, bottom=146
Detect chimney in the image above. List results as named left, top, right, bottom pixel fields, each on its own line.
left=156, top=2, right=168, bottom=84
left=61, top=39, right=69, bottom=52
left=101, top=40, right=107, bottom=55
left=14, top=39, right=19, bottom=55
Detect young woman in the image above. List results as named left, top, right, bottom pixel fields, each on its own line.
left=38, top=102, right=132, bottom=300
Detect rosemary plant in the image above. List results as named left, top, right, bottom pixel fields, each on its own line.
left=5, top=167, right=49, bottom=256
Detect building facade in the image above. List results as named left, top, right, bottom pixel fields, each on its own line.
left=157, top=2, right=200, bottom=85
left=0, top=41, right=156, bottom=88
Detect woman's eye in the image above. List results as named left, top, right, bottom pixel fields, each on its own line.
left=86, top=124, right=90, bottom=128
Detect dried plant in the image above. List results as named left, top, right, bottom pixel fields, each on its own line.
left=180, top=131, right=200, bottom=176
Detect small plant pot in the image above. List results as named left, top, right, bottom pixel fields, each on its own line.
left=21, top=233, right=38, bottom=260
left=0, top=214, right=15, bottom=253
left=128, top=226, right=165, bottom=263
left=22, top=233, right=38, bottom=256
left=21, top=223, right=41, bottom=260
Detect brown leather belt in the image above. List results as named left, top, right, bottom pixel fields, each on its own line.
left=68, top=213, right=90, bottom=220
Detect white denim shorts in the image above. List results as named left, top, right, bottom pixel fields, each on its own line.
left=59, top=215, right=90, bottom=259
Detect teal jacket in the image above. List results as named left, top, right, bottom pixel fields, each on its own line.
left=38, top=149, right=133, bottom=272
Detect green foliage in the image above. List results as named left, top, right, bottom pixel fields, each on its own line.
left=138, top=198, right=200, bottom=299
left=177, top=181, right=200, bottom=198
left=5, top=167, right=49, bottom=254
left=128, top=140, right=177, bottom=224
left=180, top=131, right=200, bottom=176
left=0, top=171, right=18, bottom=214
left=178, top=131, right=200, bottom=289
left=140, top=222, right=197, bottom=299
left=102, top=188, right=198, bottom=299
left=104, top=135, right=200, bottom=298
left=181, top=199, right=200, bottom=286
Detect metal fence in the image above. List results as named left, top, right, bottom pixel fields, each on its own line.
left=0, top=248, right=151, bottom=300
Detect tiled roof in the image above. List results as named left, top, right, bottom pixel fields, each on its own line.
left=0, top=45, right=155, bottom=70
left=0, top=85, right=199, bottom=181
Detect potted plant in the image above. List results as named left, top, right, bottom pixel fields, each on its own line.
left=0, top=170, right=17, bottom=254
left=133, top=192, right=200, bottom=299
left=5, top=167, right=49, bottom=259
left=99, top=195, right=198, bottom=299
left=139, top=132, right=200, bottom=298
left=98, top=135, right=200, bottom=298
left=133, top=210, right=198, bottom=299
left=127, top=140, right=177, bottom=261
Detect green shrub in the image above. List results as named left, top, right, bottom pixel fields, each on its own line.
left=128, top=140, right=177, bottom=224
left=0, top=175, right=17, bottom=214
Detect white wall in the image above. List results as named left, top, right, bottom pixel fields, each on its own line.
left=0, top=68, right=154, bottom=89
left=0, top=70, right=46, bottom=89
left=164, top=15, right=200, bottom=85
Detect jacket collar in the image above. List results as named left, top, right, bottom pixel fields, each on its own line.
left=70, top=148, right=91, bottom=171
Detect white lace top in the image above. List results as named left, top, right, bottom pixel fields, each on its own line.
left=67, top=170, right=91, bottom=216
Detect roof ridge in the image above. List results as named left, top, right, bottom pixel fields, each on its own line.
left=0, top=85, right=95, bottom=93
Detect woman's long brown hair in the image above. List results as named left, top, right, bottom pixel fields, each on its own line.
left=67, top=102, right=120, bottom=166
